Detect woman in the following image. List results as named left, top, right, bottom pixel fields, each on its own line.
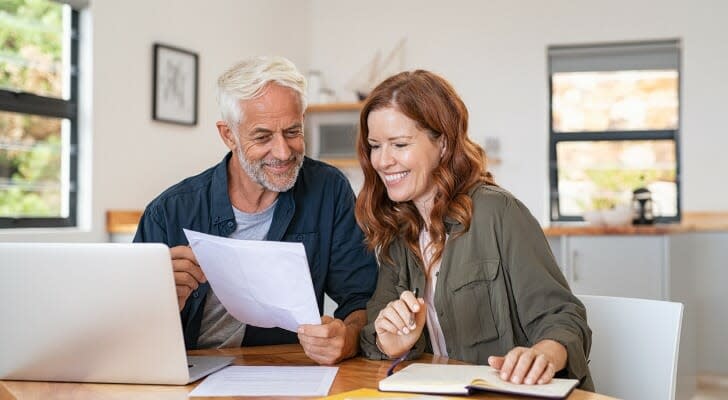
left=356, top=70, right=593, bottom=390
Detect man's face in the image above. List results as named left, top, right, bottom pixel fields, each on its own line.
left=228, top=84, right=305, bottom=192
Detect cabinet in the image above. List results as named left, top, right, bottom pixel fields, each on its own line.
left=548, top=233, right=699, bottom=400
left=550, top=235, right=667, bottom=300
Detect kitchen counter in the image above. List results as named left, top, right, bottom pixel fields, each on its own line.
left=543, top=211, right=728, bottom=236
left=106, top=210, right=728, bottom=237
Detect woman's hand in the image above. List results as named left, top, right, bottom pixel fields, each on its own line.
left=488, top=339, right=567, bottom=385
left=374, top=290, right=427, bottom=359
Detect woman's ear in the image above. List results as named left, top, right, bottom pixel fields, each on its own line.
left=440, top=138, right=446, bottom=158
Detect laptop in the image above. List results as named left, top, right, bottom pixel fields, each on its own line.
left=0, top=242, right=233, bottom=385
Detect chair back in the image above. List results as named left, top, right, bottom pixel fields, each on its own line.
left=578, top=295, right=683, bottom=400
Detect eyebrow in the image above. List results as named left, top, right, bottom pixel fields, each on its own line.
left=251, top=123, right=303, bottom=135
left=283, top=123, right=303, bottom=131
left=368, top=135, right=414, bottom=142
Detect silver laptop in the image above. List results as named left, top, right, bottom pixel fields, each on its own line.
left=0, top=242, right=233, bottom=385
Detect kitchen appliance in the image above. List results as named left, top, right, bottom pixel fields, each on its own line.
left=632, top=186, right=655, bottom=225
left=305, top=109, right=358, bottom=160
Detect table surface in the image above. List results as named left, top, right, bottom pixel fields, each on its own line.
left=0, top=344, right=617, bottom=400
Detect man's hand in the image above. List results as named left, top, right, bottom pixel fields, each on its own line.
left=297, top=310, right=366, bottom=365
left=170, top=246, right=206, bottom=311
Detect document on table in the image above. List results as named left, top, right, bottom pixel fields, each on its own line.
left=183, top=229, right=320, bottom=332
left=188, top=366, right=338, bottom=397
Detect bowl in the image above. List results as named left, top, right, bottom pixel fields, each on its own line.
left=582, top=210, right=604, bottom=225
left=602, top=206, right=633, bottom=226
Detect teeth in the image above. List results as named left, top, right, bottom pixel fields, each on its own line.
left=384, top=172, right=408, bottom=182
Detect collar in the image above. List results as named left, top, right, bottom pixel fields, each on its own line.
left=211, top=152, right=298, bottom=239
left=443, top=184, right=487, bottom=234
left=210, top=152, right=236, bottom=230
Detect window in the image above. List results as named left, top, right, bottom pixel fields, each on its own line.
left=0, top=0, right=79, bottom=228
left=548, top=40, right=680, bottom=222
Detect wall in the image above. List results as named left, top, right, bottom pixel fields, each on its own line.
left=308, top=0, right=728, bottom=221
left=0, top=0, right=311, bottom=242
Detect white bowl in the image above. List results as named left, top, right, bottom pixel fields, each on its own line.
left=583, top=210, right=604, bottom=225
left=602, top=207, right=633, bottom=226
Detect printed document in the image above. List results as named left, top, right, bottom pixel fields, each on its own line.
left=183, top=229, right=320, bottom=332
left=189, top=366, right=338, bottom=397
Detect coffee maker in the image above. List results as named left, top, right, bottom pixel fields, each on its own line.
left=632, top=187, right=654, bottom=225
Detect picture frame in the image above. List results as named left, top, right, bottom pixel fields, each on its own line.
left=152, top=43, right=198, bottom=125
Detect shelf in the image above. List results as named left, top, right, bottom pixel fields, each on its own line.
left=106, top=210, right=142, bottom=234
left=306, top=102, right=363, bottom=113
left=320, top=158, right=360, bottom=169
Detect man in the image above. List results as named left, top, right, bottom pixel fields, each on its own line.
left=134, top=56, right=377, bottom=365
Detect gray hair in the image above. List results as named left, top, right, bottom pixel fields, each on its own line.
left=216, top=56, right=307, bottom=126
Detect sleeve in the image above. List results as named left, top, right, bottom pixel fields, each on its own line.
left=324, top=176, right=378, bottom=321
left=359, top=245, right=427, bottom=360
left=132, top=203, right=168, bottom=244
left=498, top=196, right=591, bottom=383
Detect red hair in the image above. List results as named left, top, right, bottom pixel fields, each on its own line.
left=355, top=70, right=496, bottom=267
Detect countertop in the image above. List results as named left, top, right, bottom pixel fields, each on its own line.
left=543, top=211, right=728, bottom=236
left=106, top=210, right=728, bottom=236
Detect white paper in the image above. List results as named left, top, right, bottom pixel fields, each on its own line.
left=183, top=229, right=320, bottom=332
left=188, top=366, right=338, bottom=397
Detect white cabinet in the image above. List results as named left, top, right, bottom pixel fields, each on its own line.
left=551, top=235, right=667, bottom=300
left=547, top=233, right=698, bottom=400
left=568, top=235, right=666, bottom=300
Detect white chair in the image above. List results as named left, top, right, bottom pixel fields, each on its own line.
left=578, top=295, right=684, bottom=400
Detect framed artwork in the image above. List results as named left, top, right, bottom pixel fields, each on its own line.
left=152, top=43, right=198, bottom=125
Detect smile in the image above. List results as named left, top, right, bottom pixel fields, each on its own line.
left=263, top=161, right=293, bottom=172
left=383, top=171, right=409, bottom=183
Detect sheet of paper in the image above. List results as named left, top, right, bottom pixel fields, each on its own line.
left=188, top=366, right=338, bottom=397
left=183, top=229, right=320, bottom=332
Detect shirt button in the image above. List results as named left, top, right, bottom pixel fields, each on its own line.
left=227, top=221, right=234, bottom=228
left=192, top=291, right=199, bottom=298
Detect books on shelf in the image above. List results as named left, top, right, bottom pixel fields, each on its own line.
left=378, top=363, right=579, bottom=399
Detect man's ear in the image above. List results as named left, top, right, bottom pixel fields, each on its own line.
left=216, top=121, right=236, bottom=151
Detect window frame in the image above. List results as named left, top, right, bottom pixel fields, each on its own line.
left=0, top=7, right=79, bottom=228
left=548, top=40, right=682, bottom=223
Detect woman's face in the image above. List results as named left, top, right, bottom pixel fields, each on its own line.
left=366, top=107, right=444, bottom=207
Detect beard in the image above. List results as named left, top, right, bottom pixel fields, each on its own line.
left=235, top=142, right=304, bottom=193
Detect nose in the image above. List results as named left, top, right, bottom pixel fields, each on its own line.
left=373, top=145, right=395, bottom=169
left=270, top=133, right=292, bottom=160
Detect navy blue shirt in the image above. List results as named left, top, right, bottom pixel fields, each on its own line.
left=134, top=153, right=377, bottom=349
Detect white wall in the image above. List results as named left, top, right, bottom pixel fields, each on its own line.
left=0, top=0, right=311, bottom=242
left=308, top=0, right=728, bottom=221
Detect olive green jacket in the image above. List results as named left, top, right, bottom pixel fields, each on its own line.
left=360, top=185, right=594, bottom=391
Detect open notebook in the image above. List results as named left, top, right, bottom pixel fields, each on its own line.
left=379, top=363, right=579, bottom=399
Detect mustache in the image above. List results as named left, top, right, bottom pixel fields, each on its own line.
left=260, top=154, right=302, bottom=167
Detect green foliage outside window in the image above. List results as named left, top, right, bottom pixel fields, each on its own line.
left=0, top=0, right=64, bottom=218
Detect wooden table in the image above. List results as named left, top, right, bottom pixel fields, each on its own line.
left=0, top=344, right=617, bottom=400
